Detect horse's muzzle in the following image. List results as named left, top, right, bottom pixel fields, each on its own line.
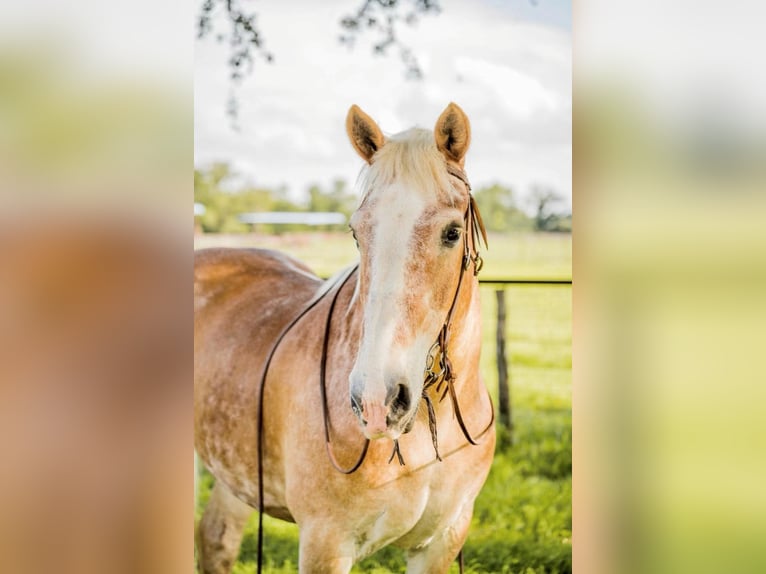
left=350, top=382, right=415, bottom=439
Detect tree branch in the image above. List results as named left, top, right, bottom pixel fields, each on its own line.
left=197, top=0, right=442, bottom=126
left=339, top=0, right=441, bottom=79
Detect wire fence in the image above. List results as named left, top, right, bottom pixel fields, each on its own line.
left=479, top=279, right=571, bottom=443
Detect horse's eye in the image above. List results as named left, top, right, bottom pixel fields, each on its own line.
left=442, top=226, right=462, bottom=247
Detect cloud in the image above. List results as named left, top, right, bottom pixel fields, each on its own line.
left=455, top=56, right=562, bottom=118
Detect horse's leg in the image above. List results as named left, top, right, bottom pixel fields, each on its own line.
left=298, top=524, right=353, bottom=574
left=196, top=481, right=253, bottom=574
left=404, top=503, right=474, bottom=574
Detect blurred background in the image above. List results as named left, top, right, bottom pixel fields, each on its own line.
left=576, top=2, right=766, bottom=574
left=0, top=1, right=191, bottom=574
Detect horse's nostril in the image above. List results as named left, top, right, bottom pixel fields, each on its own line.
left=391, top=383, right=411, bottom=413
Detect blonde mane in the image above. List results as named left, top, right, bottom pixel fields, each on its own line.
left=357, top=128, right=463, bottom=205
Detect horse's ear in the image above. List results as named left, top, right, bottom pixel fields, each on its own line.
left=346, top=105, right=385, bottom=164
left=434, top=102, right=471, bottom=164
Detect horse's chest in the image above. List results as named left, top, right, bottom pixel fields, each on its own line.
left=351, top=477, right=467, bottom=557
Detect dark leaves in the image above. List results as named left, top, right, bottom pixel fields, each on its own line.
left=197, top=0, right=274, bottom=125
left=338, top=0, right=442, bottom=80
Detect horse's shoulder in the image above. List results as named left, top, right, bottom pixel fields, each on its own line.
left=194, top=248, right=319, bottom=313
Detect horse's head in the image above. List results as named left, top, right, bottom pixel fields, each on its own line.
left=345, top=103, right=477, bottom=440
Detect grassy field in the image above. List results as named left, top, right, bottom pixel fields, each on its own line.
left=195, top=231, right=572, bottom=573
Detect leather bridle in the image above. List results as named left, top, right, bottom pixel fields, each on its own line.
left=253, top=165, right=494, bottom=574
left=421, top=163, right=493, bottom=461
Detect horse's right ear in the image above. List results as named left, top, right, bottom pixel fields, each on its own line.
left=346, top=105, right=385, bottom=164
left=434, top=102, right=471, bottom=165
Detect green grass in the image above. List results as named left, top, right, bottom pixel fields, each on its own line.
left=195, top=231, right=571, bottom=573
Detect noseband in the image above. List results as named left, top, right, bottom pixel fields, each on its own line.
left=253, top=164, right=494, bottom=574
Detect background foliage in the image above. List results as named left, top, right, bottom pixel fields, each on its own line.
left=194, top=163, right=571, bottom=234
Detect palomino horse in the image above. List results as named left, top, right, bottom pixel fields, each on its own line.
left=194, top=103, right=495, bottom=573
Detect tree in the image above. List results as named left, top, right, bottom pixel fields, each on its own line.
left=528, top=186, right=571, bottom=232
left=307, top=179, right=357, bottom=231
left=194, top=163, right=237, bottom=231
left=194, top=163, right=302, bottom=233
left=338, top=0, right=442, bottom=79
left=473, top=184, right=532, bottom=232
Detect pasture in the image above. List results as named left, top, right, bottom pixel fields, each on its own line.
left=194, top=231, right=572, bottom=573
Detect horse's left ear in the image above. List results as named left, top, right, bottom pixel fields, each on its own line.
left=434, top=102, right=471, bottom=165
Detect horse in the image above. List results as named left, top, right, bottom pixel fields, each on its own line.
left=194, top=103, right=496, bottom=574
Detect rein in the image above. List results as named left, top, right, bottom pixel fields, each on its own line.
left=253, top=165, right=493, bottom=574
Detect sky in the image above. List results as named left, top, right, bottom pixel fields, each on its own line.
left=194, top=0, right=571, bottom=208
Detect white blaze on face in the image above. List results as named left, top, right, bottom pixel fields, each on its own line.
left=349, top=182, right=432, bottom=435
